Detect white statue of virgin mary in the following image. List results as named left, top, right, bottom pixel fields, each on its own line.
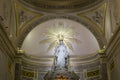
left=54, top=40, right=69, bottom=69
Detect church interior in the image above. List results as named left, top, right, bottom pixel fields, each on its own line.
left=0, top=0, right=120, bottom=80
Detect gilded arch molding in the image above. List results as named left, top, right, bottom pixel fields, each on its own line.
left=17, top=15, right=106, bottom=49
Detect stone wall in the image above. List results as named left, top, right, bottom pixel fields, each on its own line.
left=0, top=49, right=14, bottom=80
left=106, top=26, right=120, bottom=80
left=109, top=0, right=120, bottom=33
left=106, top=0, right=120, bottom=79
left=0, top=22, right=16, bottom=80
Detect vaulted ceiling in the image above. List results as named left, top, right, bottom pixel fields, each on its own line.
left=15, top=0, right=106, bottom=57
left=13, top=0, right=107, bottom=70
left=0, top=0, right=111, bottom=74
left=17, top=0, right=103, bottom=13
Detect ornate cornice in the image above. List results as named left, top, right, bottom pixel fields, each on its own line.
left=15, top=53, right=100, bottom=67
left=15, top=56, right=101, bottom=75
left=15, top=53, right=99, bottom=62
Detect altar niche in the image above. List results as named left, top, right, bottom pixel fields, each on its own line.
left=44, top=39, right=79, bottom=80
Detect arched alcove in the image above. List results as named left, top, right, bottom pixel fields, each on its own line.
left=21, top=19, right=100, bottom=58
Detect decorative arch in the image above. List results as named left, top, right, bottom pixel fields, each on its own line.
left=17, top=15, right=106, bottom=49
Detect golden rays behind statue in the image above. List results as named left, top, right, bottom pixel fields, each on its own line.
left=39, top=22, right=80, bottom=51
